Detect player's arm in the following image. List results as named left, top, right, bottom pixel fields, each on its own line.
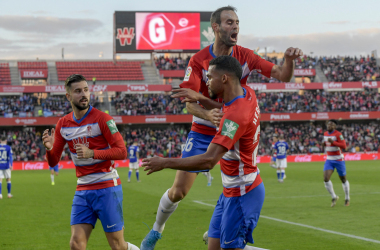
left=186, top=102, right=223, bottom=127
left=9, top=148, right=13, bottom=170
left=331, top=134, right=347, bottom=150
left=270, top=47, right=303, bottom=82
left=43, top=120, right=67, bottom=167
left=143, top=143, right=227, bottom=174
left=172, top=88, right=223, bottom=110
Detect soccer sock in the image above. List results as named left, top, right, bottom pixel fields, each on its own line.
left=0, top=181, right=2, bottom=194
left=128, top=170, right=132, bottom=180
left=244, top=245, right=270, bottom=250
left=342, top=180, right=350, bottom=200
left=153, top=189, right=180, bottom=234
left=281, top=170, right=285, bottom=180
left=276, top=170, right=281, bottom=180
left=136, top=170, right=139, bottom=181
left=324, top=180, right=337, bottom=199
left=127, top=242, right=140, bottom=250
left=51, top=174, right=54, bottom=183
left=204, top=171, right=212, bottom=183
left=7, top=181, right=11, bottom=194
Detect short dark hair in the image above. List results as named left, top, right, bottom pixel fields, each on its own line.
left=65, top=74, right=87, bottom=92
left=209, top=56, right=242, bottom=80
left=328, top=119, right=338, bottom=125
left=211, top=6, right=237, bottom=26
left=1, top=136, right=6, bottom=141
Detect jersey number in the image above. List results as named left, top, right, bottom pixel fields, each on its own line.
left=278, top=146, right=286, bottom=155
left=184, top=138, right=194, bottom=152
left=0, top=150, right=7, bottom=160
left=252, top=125, right=260, bottom=166
left=129, top=149, right=134, bottom=157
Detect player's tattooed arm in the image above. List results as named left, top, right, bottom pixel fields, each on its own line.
left=271, top=47, right=303, bottom=82
left=186, top=102, right=223, bottom=127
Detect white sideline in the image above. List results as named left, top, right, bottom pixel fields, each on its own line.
left=193, top=200, right=380, bottom=244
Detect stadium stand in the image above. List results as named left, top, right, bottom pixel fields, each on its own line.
left=56, top=61, right=144, bottom=81
left=154, top=56, right=190, bottom=70
left=17, top=61, right=48, bottom=70
left=0, top=63, right=11, bottom=85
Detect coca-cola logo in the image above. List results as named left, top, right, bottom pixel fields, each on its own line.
left=344, top=154, right=361, bottom=161
left=145, top=116, right=166, bottom=123
left=24, top=162, right=45, bottom=170
left=294, top=155, right=312, bottom=162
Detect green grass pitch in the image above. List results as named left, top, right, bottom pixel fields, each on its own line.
left=0, top=161, right=379, bottom=250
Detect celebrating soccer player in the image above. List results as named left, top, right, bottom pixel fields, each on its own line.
left=140, top=6, right=303, bottom=250
left=143, top=56, right=264, bottom=250
left=42, top=74, right=139, bottom=250
left=323, top=120, right=350, bottom=207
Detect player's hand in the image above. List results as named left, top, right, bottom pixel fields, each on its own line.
left=328, top=138, right=334, bottom=144
left=207, top=108, right=224, bottom=127
left=284, top=47, right=303, bottom=61
left=171, top=88, right=202, bottom=103
left=42, top=128, right=55, bottom=150
left=142, top=157, right=166, bottom=175
left=75, top=144, right=94, bottom=159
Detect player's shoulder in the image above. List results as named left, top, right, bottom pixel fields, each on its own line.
left=333, top=130, right=342, bottom=135
left=90, top=106, right=114, bottom=123
left=190, top=46, right=213, bottom=64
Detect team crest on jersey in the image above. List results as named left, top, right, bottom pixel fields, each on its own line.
left=184, top=66, right=192, bottom=81
left=87, top=126, right=92, bottom=137
left=106, top=119, right=118, bottom=134
left=221, top=119, right=239, bottom=139
left=73, top=137, right=90, bottom=149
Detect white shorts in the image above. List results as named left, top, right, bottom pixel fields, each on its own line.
left=0, top=169, right=11, bottom=179
left=276, top=158, right=287, bottom=169
left=129, top=162, right=139, bottom=170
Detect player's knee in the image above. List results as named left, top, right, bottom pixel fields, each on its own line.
left=168, top=187, right=187, bottom=202
left=109, top=238, right=127, bottom=250
left=323, top=176, right=329, bottom=182
left=70, top=237, right=86, bottom=250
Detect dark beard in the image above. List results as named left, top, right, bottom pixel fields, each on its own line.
left=219, top=27, right=235, bottom=47
left=73, top=101, right=89, bottom=111
left=208, top=89, right=218, bottom=100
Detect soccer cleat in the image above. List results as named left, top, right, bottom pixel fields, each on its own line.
left=345, top=199, right=350, bottom=206
left=278, top=179, right=284, bottom=183
left=283, top=174, right=287, bottom=179
left=203, top=231, right=208, bottom=245
left=137, top=180, right=141, bottom=183
left=128, top=179, right=131, bottom=183
left=140, top=229, right=162, bottom=250
left=0, top=194, right=2, bottom=199
left=331, top=196, right=339, bottom=207
left=52, top=182, right=55, bottom=186
left=7, top=194, right=13, bottom=198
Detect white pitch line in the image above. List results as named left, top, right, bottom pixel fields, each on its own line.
left=193, top=200, right=380, bottom=244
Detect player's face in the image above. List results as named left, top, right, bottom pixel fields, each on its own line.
left=326, top=121, right=335, bottom=131
left=217, top=10, right=239, bottom=47
left=206, top=65, right=223, bottom=99
left=67, top=81, right=90, bottom=111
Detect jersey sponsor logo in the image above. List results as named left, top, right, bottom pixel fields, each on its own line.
left=107, top=224, right=117, bottom=228
left=340, top=135, right=344, bottom=140
left=224, top=239, right=235, bottom=245
left=184, top=66, right=192, bottom=81
left=87, top=126, right=92, bottom=137
left=106, top=119, right=118, bottom=134
left=73, top=137, right=90, bottom=149
left=221, top=119, right=239, bottom=139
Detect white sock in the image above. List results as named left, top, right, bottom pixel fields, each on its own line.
left=324, top=180, right=337, bottom=199
left=204, top=172, right=212, bottom=183
left=342, top=180, right=350, bottom=200
left=51, top=174, right=54, bottom=183
left=153, top=189, right=180, bottom=234
left=127, top=242, right=140, bottom=250
left=244, top=245, right=269, bottom=250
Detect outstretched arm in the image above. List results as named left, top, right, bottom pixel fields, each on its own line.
left=142, top=143, right=227, bottom=175
left=186, top=102, right=223, bottom=127
left=270, top=47, right=303, bottom=82
left=171, top=88, right=223, bottom=110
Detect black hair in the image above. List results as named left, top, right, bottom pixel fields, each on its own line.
left=1, top=136, right=6, bottom=141
left=65, top=74, right=87, bottom=92
left=328, top=119, right=338, bottom=125
left=210, top=6, right=237, bottom=27
left=209, top=55, right=242, bottom=80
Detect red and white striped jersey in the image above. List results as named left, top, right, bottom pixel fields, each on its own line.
left=323, top=130, right=346, bottom=161
left=180, top=44, right=274, bottom=136
left=211, top=86, right=262, bottom=197
left=46, top=106, right=126, bottom=190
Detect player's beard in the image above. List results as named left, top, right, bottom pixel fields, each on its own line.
left=208, top=88, right=218, bottom=100
left=72, top=98, right=89, bottom=111
left=219, top=26, right=237, bottom=47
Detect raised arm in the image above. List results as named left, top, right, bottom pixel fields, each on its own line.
left=270, top=47, right=303, bottom=82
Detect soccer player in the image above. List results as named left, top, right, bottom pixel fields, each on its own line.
left=0, top=136, right=13, bottom=199
left=323, top=120, right=350, bottom=207
left=269, top=136, right=278, bottom=168
left=50, top=163, right=59, bottom=185
left=128, top=139, right=140, bottom=182
left=143, top=56, right=264, bottom=250
left=273, top=134, right=289, bottom=183
left=42, top=74, right=139, bottom=250
left=140, top=6, right=303, bottom=249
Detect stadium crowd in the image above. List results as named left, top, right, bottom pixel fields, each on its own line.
left=0, top=94, right=38, bottom=117
left=319, top=55, right=380, bottom=82
left=154, top=55, right=191, bottom=70
left=1, top=121, right=379, bottom=162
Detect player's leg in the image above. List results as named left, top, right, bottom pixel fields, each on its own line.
left=276, top=159, right=281, bottom=182
left=323, top=161, right=338, bottom=206
left=50, top=169, right=55, bottom=185
left=336, top=162, right=350, bottom=206
left=135, top=163, right=140, bottom=182
left=70, top=190, right=98, bottom=249
left=128, top=167, right=132, bottom=182
left=105, top=229, right=140, bottom=250
left=202, top=171, right=213, bottom=186
left=70, top=224, right=93, bottom=250
left=0, top=175, right=3, bottom=199
left=5, top=169, right=11, bottom=198
left=281, top=159, right=287, bottom=180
